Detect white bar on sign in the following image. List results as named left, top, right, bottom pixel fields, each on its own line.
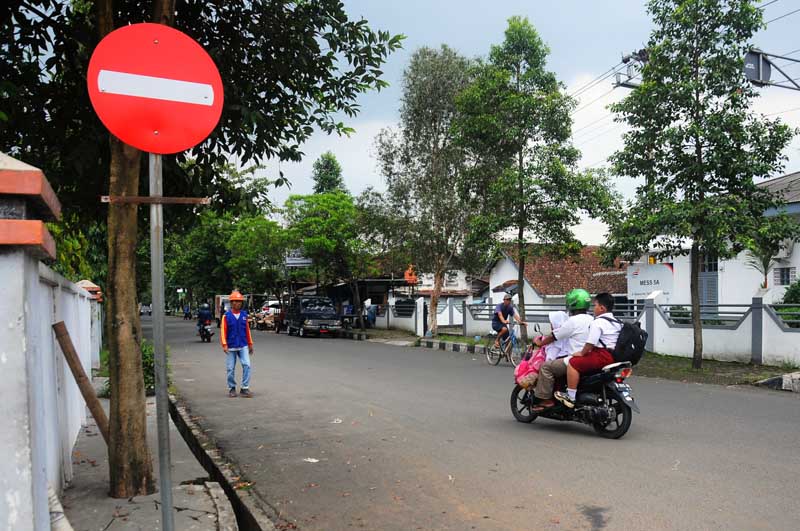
left=98, top=70, right=214, bottom=106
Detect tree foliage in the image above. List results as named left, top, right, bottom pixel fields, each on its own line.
left=312, top=151, right=345, bottom=194
left=604, top=0, right=798, bottom=367
left=375, top=45, right=479, bottom=334
left=225, top=216, right=287, bottom=298
left=2, top=1, right=404, bottom=224
left=285, top=191, right=375, bottom=329
left=455, top=17, right=615, bottom=331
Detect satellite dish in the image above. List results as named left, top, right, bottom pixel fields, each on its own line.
left=744, top=51, right=771, bottom=85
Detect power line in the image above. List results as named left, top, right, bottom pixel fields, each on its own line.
left=569, top=62, right=623, bottom=98
left=572, top=112, right=614, bottom=137
left=759, top=0, right=780, bottom=10
left=765, top=7, right=800, bottom=24
left=573, top=86, right=619, bottom=114
left=575, top=122, right=626, bottom=148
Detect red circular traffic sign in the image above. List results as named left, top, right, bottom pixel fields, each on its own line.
left=87, top=23, right=223, bottom=154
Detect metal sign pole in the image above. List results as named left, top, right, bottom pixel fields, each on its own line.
left=149, top=153, right=175, bottom=531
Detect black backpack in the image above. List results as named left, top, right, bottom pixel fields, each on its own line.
left=599, top=317, right=647, bottom=366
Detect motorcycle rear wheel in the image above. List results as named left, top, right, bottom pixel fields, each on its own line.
left=510, top=384, right=537, bottom=423
left=593, top=396, right=632, bottom=439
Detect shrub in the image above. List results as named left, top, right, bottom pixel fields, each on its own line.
left=782, top=279, right=800, bottom=305
left=776, top=306, right=800, bottom=329
left=99, top=340, right=170, bottom=397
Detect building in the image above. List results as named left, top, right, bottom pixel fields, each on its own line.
left=630, top=172, right=800, bottom=305
left=487, top=246, right=628, bottom=306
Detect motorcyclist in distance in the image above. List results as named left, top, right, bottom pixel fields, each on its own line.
left=197, top=302, right=213, bottom=334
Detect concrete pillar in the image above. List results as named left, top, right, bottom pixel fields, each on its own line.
left=644, top=299, right=655, bottom=353
left=751, top=297, right=763, bottom=365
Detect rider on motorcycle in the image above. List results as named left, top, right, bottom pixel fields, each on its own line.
left=197, top=303, right=213, bottom=334
left=530, top=288, right=594, bottom=411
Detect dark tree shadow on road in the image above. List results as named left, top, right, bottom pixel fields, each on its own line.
left=580, top=505, right=610, bottom=530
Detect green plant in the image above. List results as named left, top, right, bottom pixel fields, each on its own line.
left=776, top=306, right=800, bottom=329
left=779, top=358, right=800, bottom=372
left=782, top=279, right=800, bottom=305
left=140, top=339, right=171, bottom=396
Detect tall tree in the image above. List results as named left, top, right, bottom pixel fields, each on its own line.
left=226, top=216, right=287, bottom=299
left=285, top=191, right=375, bottom=330
left=375, top=45, right=479, bottom=335
left=312, top=151, right=345, bottom=194
left=455, top=16, right=614, bottom=337
left=4, top=0, right=401, bottom=496
left=604, top=0, right=797, bottom=368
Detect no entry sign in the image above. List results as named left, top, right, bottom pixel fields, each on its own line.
left=87, top=23, right=223, bottom=154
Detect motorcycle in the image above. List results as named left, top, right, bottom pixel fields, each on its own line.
left=199, top=320, right=214, bottom=343
left=510, top=361, right=639, bottom=439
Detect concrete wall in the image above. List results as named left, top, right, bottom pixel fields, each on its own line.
left=0, top=252, right=98, bottom=530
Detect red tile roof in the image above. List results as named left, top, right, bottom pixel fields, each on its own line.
left=504, top=246, right=627, bottom=296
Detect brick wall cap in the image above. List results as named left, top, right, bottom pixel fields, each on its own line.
left=0, top=152, right=62, bottom=221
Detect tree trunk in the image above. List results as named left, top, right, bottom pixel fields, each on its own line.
left=106, top=137, right=155, bottom=497
left=350, top=280, right=365, bottom=331
left=690, top=242, right=704, bottom=370
left=516, top=232, right=528, bottom=341
left=429, top=266, right=445, bottom=336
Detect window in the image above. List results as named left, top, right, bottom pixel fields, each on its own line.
left=701, top=255, right=718, bottom=273
left=774, top=267, right=797, bottom=286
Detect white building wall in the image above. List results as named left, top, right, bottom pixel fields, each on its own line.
left=650, top=242, right=799, bottom=305
left=488, top=256, right=542, bottom=305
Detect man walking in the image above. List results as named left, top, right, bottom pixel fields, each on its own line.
left=220, top=290, right=255, bottom=397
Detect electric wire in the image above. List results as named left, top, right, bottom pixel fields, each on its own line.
left=765, top=7, right=800, bottom=24
left=572, top=112, right=614, bottom=137
left=568, top=62, right=624, bottom=98
left=759, top=0, right=780, bottom=10
left=573, top=86, right=619, bottom=114
left=765, top=106, right=800, bottom=117
left=575, top=122, right=626, bottom=148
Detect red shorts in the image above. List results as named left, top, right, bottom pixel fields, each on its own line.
left=569, top=347, right=614, bottom=374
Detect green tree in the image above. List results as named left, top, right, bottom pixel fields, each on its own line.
left=744, top=218, right=795, bottom=289
left=604, top=0, right=798, bottom=368
left=226, top=216, right=287, bottom=299
left=455, top=17, right=614, bottom=337
left=375, top=45, right=480, bottom=335
left=285, top=191, right=376, bottom=330
left=312, top=151, right=345, bottom=194
left=3, top=0, right=401, bottom=496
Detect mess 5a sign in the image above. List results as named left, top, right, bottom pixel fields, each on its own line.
left=626, top=263, right=674, bottom=299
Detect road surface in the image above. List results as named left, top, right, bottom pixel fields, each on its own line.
left=149, top=317, right=800, bottom=530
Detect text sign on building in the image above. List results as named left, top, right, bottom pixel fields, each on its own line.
left=626, top=263, right=674, bottom=299
left=87, top=23, right=224, bottom=154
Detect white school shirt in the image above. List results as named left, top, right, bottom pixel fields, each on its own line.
left=586, top=312, right=622, bottom=350
left=552, top=313, right=593, bottom=356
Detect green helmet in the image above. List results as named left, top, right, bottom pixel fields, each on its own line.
left=565, top=288, right=592, bottom=311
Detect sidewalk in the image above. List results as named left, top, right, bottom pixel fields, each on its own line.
left=61, top=383, right=236, bottom=530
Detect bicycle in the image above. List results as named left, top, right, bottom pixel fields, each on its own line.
left=486, top=322, right=527, bottom=367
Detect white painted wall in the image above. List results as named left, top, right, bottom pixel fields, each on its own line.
left=487, top=256, right=542, bottom=305
left=417, top=270, right=471, bottom=291
left=0, top=252, right=98, bottom=530
left=645, top=242, right=799, bottom=305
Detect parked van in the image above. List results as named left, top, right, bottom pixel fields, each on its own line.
left=286, top=296, right=341, bottom=337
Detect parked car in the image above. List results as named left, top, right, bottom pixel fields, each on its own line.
left=139, top=304, right=151, bottom=316
left=286, top=296, right=341, bottom=337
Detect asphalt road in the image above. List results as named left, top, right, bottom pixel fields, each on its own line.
left=149, top=316, right=800, bottom=531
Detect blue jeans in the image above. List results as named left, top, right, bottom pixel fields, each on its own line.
left=226, top=346, right=251, bottom=390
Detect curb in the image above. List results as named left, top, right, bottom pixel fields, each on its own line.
left=756, top=371, right=800, bottom=392
left=418, top=339, right=488, bottom=355
left=336, top=329, right=369, bottom=341
left=169, top=395, right=278, bottom=531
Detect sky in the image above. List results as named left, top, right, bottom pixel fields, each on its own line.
left=257, top=0, right=800, bottom=244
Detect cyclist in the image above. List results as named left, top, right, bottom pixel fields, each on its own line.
left=491, top=293, right=527, bottom=351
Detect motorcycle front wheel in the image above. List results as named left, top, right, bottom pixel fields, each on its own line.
left=510, top=384, right=537, bottom=423
left=593, top=396, right=632, bottom=439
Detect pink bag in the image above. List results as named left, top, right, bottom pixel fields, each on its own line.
left=514, top=338, right=547, bottom=385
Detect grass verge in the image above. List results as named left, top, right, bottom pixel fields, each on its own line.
left=435, top=334, right=493, bottom=347
left=635, top=352, right=786, bottom=386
